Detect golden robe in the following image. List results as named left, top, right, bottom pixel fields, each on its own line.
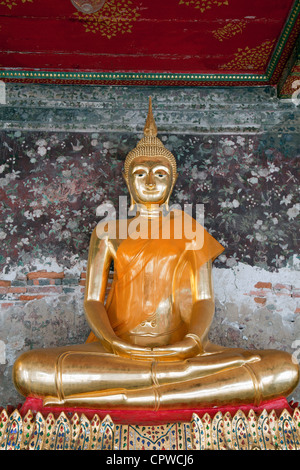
left=87, top=210, right=224, bottom=344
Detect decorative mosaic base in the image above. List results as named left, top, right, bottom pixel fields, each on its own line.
left=0, top=406, right=299, bottom=450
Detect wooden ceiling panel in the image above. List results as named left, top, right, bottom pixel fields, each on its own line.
left=0, top=0, right=299, bottom=86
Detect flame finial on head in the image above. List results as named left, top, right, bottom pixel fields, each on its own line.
left=143, top=96, right=158, bottom=137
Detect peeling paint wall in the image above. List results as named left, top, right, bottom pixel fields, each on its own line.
left=0, top=84, right=299, bottom=406
left=212, top=264, right=300, bottom=349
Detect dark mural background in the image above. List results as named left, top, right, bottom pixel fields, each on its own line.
left=0, top=129, right=298, bottom=272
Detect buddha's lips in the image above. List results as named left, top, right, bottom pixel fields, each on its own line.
left=142, top=189, right=160, bottom=194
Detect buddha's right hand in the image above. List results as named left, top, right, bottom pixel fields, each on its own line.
left=111, top=337, right=153, bottom=360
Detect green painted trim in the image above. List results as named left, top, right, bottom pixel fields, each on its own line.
left=265, top=0, right=300, bottom=79
left=0, top=69, right=269, bottom=83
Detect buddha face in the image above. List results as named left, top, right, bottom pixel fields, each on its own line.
left=126, top=156, right=175, bottom=206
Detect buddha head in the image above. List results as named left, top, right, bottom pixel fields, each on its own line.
left=123, top=98, right=178, bottom=211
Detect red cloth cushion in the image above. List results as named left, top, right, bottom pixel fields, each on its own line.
left=20, top=396, right=292, bottom=424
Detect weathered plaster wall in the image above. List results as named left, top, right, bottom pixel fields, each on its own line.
left=0, top=84, right=299, bottom=406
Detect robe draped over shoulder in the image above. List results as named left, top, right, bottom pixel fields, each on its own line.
left=86, top=210, right=224, bottom=340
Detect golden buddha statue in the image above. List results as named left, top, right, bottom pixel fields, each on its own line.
left=13, top=99, right=299, bottom=411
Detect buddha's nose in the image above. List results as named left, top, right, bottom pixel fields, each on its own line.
left=146, top=172, right=155, bottom=188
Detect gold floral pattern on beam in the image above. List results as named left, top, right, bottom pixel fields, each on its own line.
left=220, top=39, right=276, bottom=71
left=0, top=0, right=32, bottom=9
left=73, top=0, right=140, bottom=39
left=178, top=0, right=229, bottom=13
left=212, top=20, right=247, bottom=42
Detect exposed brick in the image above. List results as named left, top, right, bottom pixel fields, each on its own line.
left=35, top=279, right=61, bottom=286
left=294, top=308, right=300, bottom=314
left=48, top=279, right=62, bottom=285
left=7, top=287, right=26, bottom=294
left=37, top=279, right=52, bottom=286
left=254, top=297, right=267, bottom=305
left=292, top=289, right=300, bottom=298
left=0, top=302, right=14, bottom=308
left=27, top=270, right=46, bottom=279
left=79, top=279, right=86, bottom=286
left=248, top=290, right=267, bottom=297
left=62, top=278, right=78, bottom=285
left=63, top=287, right=76, bottom=294
left=80, top=272, right=86, bottom=279
left=11, top=280, right=26, bottom=286
left=273, top=283, right=292, bottom=291
left=254, top=282, right=272, bottom=289
left=27, top=271, right=65, bottom=280
left=0, top=287, right=9, bottom=294
left=26, top=286, right=62, bottom=294
left=0, top=280, right=11, bottom=287
left=19, top=294, right=46, bottom=301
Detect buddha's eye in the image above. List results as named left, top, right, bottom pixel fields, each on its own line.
left=157, top=174, right=165, bottom=178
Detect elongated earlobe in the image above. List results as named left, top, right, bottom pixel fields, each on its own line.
left=164, top=174, right=178, bottom=212
left=123, top=171, right=136, bottom=212
left=164, top=198, right=170, bottom=212
left=129, top=195, right=136, bottom=212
